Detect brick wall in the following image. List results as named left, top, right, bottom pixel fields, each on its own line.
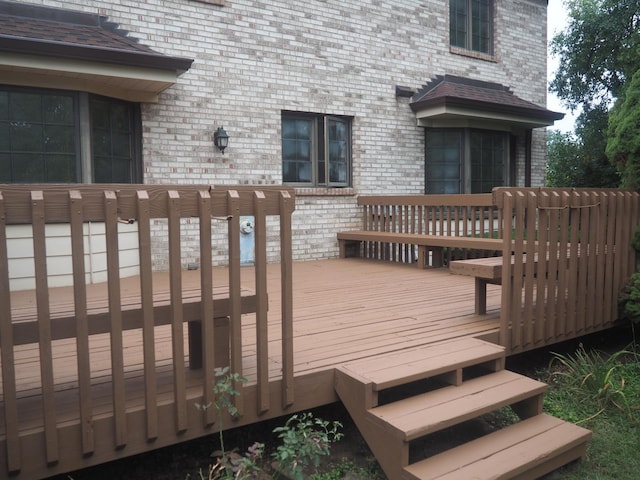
left=18, top=0, right=551, bottom=263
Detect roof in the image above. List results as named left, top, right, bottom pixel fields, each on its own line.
left=0, top=0, right=193, bottom=102
left=410, top=75, right=563, bottom=128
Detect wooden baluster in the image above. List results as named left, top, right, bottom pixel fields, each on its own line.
left=0, top=191, right=21, bottom=473
left=280, top=190, right=295, bottom=407
left=104, top=191, right=127, bottom=448
left=69, top=191, right=94, bottom=454
left=254, top=191, right=269, bottom=413
left=167, top=190, right=187, bottom=432
left=136, top=190, right=158, bottom=439
left=198, top=190, right=216, bottom=426
left=227, top=190, right=244, bottom=414
left=31, top=191, right=58, bottom=463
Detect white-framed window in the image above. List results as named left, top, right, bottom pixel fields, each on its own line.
left=449, top=0, right=494, bottom=55
left=426, top=128, right=508, bottom=194
left=281, top=111, right=351, bottom=187
left=0, top=85, right=141, bottom=183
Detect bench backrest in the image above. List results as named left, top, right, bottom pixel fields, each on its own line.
left=356, top=194, right=502, bottom=264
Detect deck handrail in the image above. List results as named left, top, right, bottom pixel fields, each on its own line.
left=355, top=194, right=502, bottom=264
left=0, top=184, right=295, bottom=476
left=494, top=188, right=640, bottom=354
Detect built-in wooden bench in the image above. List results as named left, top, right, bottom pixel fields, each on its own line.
left=9, top=271, right=258, bottom=369
left=337, top=230, right=502, bottom=268
left=449, top=256, right=504, bottom=314
left=449, top=251, right=572, bottom=315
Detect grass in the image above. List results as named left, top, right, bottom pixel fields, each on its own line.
left=537, top=340, right=640, bottom=479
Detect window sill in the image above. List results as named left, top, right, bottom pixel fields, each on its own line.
left=449, top=46, right=497, bottom=63
left=294, top=187, right=357, bottom=197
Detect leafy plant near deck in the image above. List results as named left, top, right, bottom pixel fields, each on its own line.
left=195, top=369, right=345, bottom=480
left=542, top=341, right=640, bottom=479
left=195, top=367, right=262, bottom=480
left=548, top=344, right=637, bottom=421
left=271, top=412, right=344, bottom=480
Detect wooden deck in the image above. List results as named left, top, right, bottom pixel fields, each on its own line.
left=3, top=186, right=637, bottom=479
left=1, top=259, right=501, bottom=478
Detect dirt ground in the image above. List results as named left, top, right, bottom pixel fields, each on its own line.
left=46, top=401, right=383, bottom=480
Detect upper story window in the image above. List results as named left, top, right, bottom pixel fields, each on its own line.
left=0, top=86, right=141, bottom=183
left=450, top=0, right=493, bottom=55
left=426, top=128, right=507, bottom=194
left=282, top=111, right=351, bottom=187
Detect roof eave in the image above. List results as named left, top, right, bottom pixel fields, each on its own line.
left=0, top=35, right=194, bottom=74
left=411, top=96, right=564, bottom=128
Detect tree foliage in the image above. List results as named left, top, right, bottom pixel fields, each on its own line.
left=549, top=0, right=640, bottom=111
left=606, top=69, right=640, bottom=190
left=546, top=128, right=619, bottom=188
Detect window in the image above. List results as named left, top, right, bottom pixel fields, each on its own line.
left=450, top=0, right=493, bottom=55
left=282, top=112, right=351, bottom=187
left=426, top=129, right=507, bottom=194
left=0, top=86, right=141, bottom=183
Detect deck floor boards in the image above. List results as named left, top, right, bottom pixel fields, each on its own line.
left=0, top=258, right=501, bottom=441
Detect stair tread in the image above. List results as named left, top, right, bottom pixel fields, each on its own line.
left=402, top=414, right=592, bottom=480
left=369, top=370, right=546, bottom=441
left=340, top=338, right=504, bottom=390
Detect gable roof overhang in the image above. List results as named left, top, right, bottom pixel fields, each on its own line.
left=0, top=1, right=193, bottom=103
left=409, top=75, right=564, bottom=130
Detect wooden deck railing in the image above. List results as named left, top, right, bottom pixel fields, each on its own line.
left=495, top=188, right=640, bottom=354
left=356, top=194, right=502, bottom=264
left=0, top=184, right=295, bottom=478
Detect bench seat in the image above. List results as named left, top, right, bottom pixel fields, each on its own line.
left=337, top=230, right=502, bottom=268
left=449, top=257, right=505, bottom=314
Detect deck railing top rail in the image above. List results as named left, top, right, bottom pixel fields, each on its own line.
left=0, top=184, right=294, bottom=224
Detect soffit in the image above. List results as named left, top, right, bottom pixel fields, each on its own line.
left=0, top=1, right=193, bottom=103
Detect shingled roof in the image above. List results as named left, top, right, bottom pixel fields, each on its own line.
left=0, top=0, right=192, bottom=73
left=410, top=75, right=563, bottom=126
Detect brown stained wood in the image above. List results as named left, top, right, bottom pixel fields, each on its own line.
left=523, top=191, right=537, bottom=347
left=31, top=191, right=58, bottom=464
left=403, top=414, right=591, bottom=480
left=69, top=191, right=94, bottom=455
left=535, top=193, right=550, bottom=343
left=167, top=191, right=187, bottom=433
left=104, top=191, right=127, bottom=448
left=4, top=186, right=640, bottom=480
left=227, top=190, right=244, bottom=415
left=254, top=191, right=269, bottom=414
left=585, top=192, right=600, bottom=331
left=369, top=370, right=547, bottom=441
left=198, top=190, right=216, bottom=426
left=279, top=191, right=295, bottom=407
left=0, top=192, right=21, bottom=473
left=137, top=190, right=158, bottom=439
left=0, top=184, right=295, bottom=224
left=338, top=231, right=502, bottom=250
left=340, top=338, right=504, bottom=390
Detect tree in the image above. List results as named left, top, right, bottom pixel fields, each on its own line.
left=549, top=0, right=640, bottom=112
left=606, top=68, right=640, bottom=190
left=546, top=128, right=619, bottom=188
left=548, top=0, right=640, bottom=188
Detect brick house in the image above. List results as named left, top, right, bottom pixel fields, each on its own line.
left=0, top=0, right=562, bottom=264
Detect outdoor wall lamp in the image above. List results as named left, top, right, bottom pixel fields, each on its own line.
left=214, top=126, right=229, bottom=153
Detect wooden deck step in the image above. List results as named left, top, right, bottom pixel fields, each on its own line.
left=369, top=370, right=547, bottom=441
left=339, top=337, right=505, bottom=391
left=402, top=414, right=592, bottom=480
